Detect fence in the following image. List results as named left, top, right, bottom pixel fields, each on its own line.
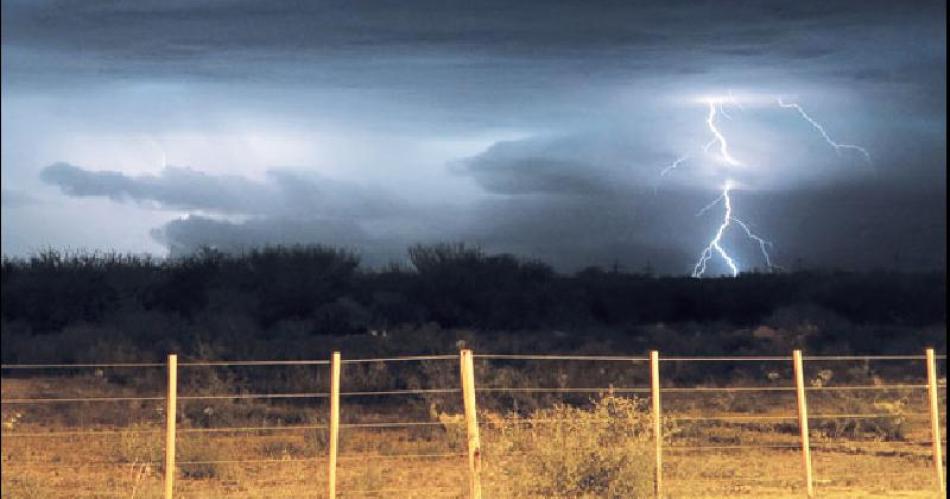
left=1, top=349, right=946, bottom=498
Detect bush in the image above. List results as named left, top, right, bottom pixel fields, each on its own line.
left=177, top=434, right=237, bottom=480
left=811, top=393, right=908, bottom=441
left=117, top=423, right=164, bottom=466
left=483, top=395, right=658, bottom=498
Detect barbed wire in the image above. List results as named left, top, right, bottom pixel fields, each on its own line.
left=0, top=362, right=165, bottom=369
left=341, top=355, right=457, bottom=364
left=475, top=354, right=648, bottom=361
left=808, top=412, right=931, bottom=420
left=805, top=384, right=928, bottom=391
left=670, top=414, right=796, bottom=422
left=810, top=440, right=945, bottom=449
left=477, top=386, right=796, bottom=394
left=2, top=351, right=945, bottom=497
left=340, top=388, right=459, bottom=397
left=802, top=355, right=936, bottom=361
left=1, top=353, right=942, bottom=370
left=178, top=392, right=329, bottom=401
left=336, top=452, right=466, bottom=461
left=6, top=381, right=935, bottom=405
left=1, top=428, right=162, bottom=437
left=179, top=360, right=330, bottom=367
left=663, top=386, right=795, bottom=393
left=1, top=395, right=164, bottom=404
left=660, top=356, right=791, bottom=362
left=0, top=460, right=161, bottom=468
left=476, top=387, right=650, bottom=394
left=813, top=470, right=932, bottom=480
left=340, top=421, right=458, bottom=429
left=665, top=443, right=802, bottom=451
left=0, top=419, right=468, bottom=438
left=178, top=457, right=322, bottom=465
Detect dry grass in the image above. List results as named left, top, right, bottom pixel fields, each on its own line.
left=2, top=371, right=946, bottom=498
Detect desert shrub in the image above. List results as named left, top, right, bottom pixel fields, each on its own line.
left=257, top=439, right=307, bottom=460
left=177, top=434, right=237, bottom=480
left=429, top=404, right=466, bottom=451
left=812, top=398, right=908, bottom=441
left=483, top=395, right=658, bottom=498
left=117, top=423, right=164, bottom=466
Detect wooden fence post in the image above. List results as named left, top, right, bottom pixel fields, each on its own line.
left=793, top=350, right=815, bottom=498
left=650, top=350, right=663, bottom=498
left=328, top=352, right=341, bottom=498
left=460, top=349, right=482, bottom=499
left=925, top=348, right=945, bottom=493
left=164, top=354, right=178, bottom=499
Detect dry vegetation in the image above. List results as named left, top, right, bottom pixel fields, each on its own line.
left=1, top=357, right=946, bottom=498
left=2, top=247, right=946, bottom=496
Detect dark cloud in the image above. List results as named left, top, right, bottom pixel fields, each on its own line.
left=39, top=162, right=271, bottom=213
left=4, top=1, right=945, bottom=273
left=39, top=162, right=407, bottom=220
left=457, top=183, right=946, bottom=273
left=457, top=136, right=635, bottom=196
left=3, top=0, right=943, bottom=88
left=43, top=159, right=936, bottom=273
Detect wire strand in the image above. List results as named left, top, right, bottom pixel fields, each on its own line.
left=178, top=424, right=329, bottom=433
left=177, top=392, right=329, bottom=401
left=1, top=396, right=164, bottom=404
left=179, top=360, right=330, bottom=367
left=665, top=443, right=802, bottom=451
left=1, top=428, right=162, bottom=437
left=340, top=421, right=459, bottom=429
left=805, top=384, right=928, bottom=391
left=341, top=355, right=457, bottom=364
left=178, top=457, right=323, bottom=465
left=474, top=354, right=648, bottom=361
left=670, top=414, right=797, bottom=422
left=476, top=387, right=650, bottom=394
left=0, top=362, right=165, bottom=369
left=1, top=353, right=942, bottom=370
left=660, top=356, right=790, bottom=362
left=336, top=452, right=466, bottom=461
left=339, top=389, right=459, bottom=397
left=808, top=412, right=931, bottom=420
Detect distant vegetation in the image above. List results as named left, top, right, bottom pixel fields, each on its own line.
left=0, top=244, right=945, bottom=363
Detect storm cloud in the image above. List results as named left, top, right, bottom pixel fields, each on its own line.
left=3, top=0, right=945, bottom=273
left=40, top=162, right=406, bottom=220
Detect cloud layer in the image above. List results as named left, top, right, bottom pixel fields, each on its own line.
left=39, top=161, right=946, bottom=273
left=5, top=1, right=946, bottom=273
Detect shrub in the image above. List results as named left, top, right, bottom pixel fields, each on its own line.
left=117, top=424, right=164, bottom=466
left=177, top=434, right=237, bottom=480
left=813, top=398, right=908, bottom=441
left=483, top=395, right=658, bottom=498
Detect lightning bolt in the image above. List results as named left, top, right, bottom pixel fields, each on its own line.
left=691, top=183, right=776, bottom=277
left=705, top=100, right=742, bottom=166
left=656, top=93, right=789, bottom=277
left=692, top=182, right=739, bottom=278
left=732, top=218, right=775, bottom=270
left=665, top=92, right=869, bottom=277
left=659, top=155, right=689, bottom=177
left=777, top=97, right=871, bottom=164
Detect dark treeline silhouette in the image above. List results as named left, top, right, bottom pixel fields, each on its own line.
left=0, top=244, right=945, bottom=364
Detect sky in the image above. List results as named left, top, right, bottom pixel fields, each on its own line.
left=1, top=0, right=946, bottom=274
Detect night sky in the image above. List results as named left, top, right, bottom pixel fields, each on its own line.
left=1, top=1, right=945, bottom=274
